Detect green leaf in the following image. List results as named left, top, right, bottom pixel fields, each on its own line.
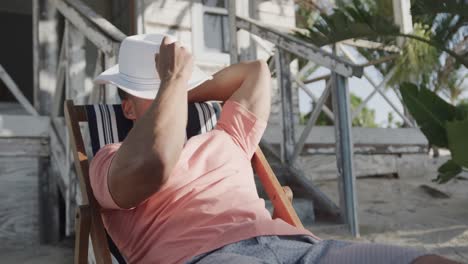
left=412, top=0, right=468, bottom=23
left=400, top=82, right=458, bottom=148
left=434, top=159, right=462, bottom=184
left=446, top=120, right=468, bottom=168
left=456, top=102, right=468, bottom=120
left=295, top=1, right=399, bottom=47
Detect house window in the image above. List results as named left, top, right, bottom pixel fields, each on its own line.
left=201, top=0, right=230, bottom=54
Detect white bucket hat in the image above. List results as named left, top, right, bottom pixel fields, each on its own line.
left=94, top=34, right=212, bottom=99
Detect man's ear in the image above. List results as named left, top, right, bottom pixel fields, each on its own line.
left=122, top=99, right=136, bottom=120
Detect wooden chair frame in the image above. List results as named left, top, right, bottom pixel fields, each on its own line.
left=64, top=99, right=302, bottom=264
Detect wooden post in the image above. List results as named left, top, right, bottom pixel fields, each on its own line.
left=0, top=65, right=39, bottom=116
left=33, top=0, right=61, bottom=244
left=104, top=55, right=118, bottom=103
left=291, top=81, right=332, bottom=163
left=52, top=27, right=68, bottom=118
left=275, top=48, right=295, bottom=165
left=67, top=23, right=87, bottom=103
left=331, top=66, right=359, bottom=237
left=227, top=0, right=239, bottom=64
left=33, top=0, right=58, bottom=115
left=65, top=22, right=88, bottom=236
left=38, top=156, right=61, bottom=244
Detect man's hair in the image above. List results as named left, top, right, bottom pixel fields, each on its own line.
left=117, top=88, right=129, bottom=101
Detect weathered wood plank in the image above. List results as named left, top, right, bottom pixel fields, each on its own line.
left=0, top=115, right=49, bottom=138
left=33, top=0, right=58, bottom=115
left=236, top=16, right=363, bottom=77
left=0, top=103, right=28, bottom=115
left=0, top=65, right=38, bottom=116
left=38, top=156, right=61, bottom=244
left=291, top=81, right=332, bottom=162
left=228, top=0, right=239, bottom=64
left=51, top=0, right=119, bottom=56
left=331, top=71, right=359, bottom=236
left=52, top=27, right=68, bottom=118
left=0, top=157, right=40, bottom=248
left=263, top=125, right=428, bottom=154
left=0, top=138, right=49, bottom=157
left=297, top=154, right=400, bottom=181
left=65, top=0, right=126, bottom=42
left=104, top=55, right=118, bottom=103
left=276, top=49, right=295, bottom=164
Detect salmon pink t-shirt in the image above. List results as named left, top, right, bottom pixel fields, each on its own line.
left=89, top=100, right=317, bottom=264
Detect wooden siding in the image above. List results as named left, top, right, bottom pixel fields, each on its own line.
left=0, top=157, right=40, bottom=248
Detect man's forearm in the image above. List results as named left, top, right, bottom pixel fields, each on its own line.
left=188, top=61, right=261, bottom=102
left=109, top=77, right=187, bottom=208
left=148, top=77, right=188, bottom=173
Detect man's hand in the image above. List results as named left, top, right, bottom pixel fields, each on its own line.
left=155, top=36, right=193, bottom=84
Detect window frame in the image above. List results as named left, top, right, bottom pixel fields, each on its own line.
left=191, top=1, right=230, bottom=65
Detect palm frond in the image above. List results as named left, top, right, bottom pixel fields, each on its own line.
left=412, top=0, right=468, bottom=21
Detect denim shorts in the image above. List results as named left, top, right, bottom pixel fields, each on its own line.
left=186, top=235, right=429, bottom=264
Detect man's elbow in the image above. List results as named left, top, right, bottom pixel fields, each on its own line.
left=141, top=154, right=172, bottom=188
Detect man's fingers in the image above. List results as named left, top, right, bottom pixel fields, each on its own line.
left=161, top=36, right=174, bottom=45
left=161, top=36, right=177, bottom=49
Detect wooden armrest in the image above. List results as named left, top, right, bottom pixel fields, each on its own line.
left=273, top=186, right=293, bottom=219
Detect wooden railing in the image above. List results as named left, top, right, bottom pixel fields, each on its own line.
left=228, top=2, right=362, bottom=236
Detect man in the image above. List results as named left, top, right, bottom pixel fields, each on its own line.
left=91, top=34, right=457, bottom=264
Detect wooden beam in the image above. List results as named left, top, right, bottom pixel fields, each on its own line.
left=65, top=0, right=126, bottom=42
left=104, top=55, right=118, bottom=103
left=33, top=0, right=39, bottom=113
left=51, top=0, right=119, bottom=56
left=52, top=27, right=68, bottom=117
left=0, top=138, right=49, bottom=157
left=291, top=81, right=332, bottom=162
left=331, top=69, right=359, bottom=237
left=276, top=49, right=295, bottom=164
left=67, top=22, right=87, bottom=104
left=236, top=16, right=363, bottom=78
left=0, top=114, right=49, bottom=138
left=33, top=0, right=58, bottom=115
left=294, top=78, right=335, bottom=122
left=263, top=125, right=428, bottom=154
left=89, top=51, right=104, bottom=103
left=303, top=74, right=330, bottom=85
left=338, top=45, right=414, bottom=127
left=38, top=156, right=61, bottom=244
left=227, top=0, right=239, bottom=64
left=0, top=66, right=39, bottom=116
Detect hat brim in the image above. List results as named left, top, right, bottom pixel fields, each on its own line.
left=94, top=64, right=213, bottom=100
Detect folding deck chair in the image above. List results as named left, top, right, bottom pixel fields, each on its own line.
left=65, top=99, right=303, bottom=264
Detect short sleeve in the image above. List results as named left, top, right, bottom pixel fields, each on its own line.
left=89, top=143, right=124, bottom=210
left=215, top=100, right=267, bottom=158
